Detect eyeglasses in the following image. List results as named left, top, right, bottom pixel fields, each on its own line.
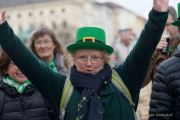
left=77, top=56, right=103, bottom=64
left=34, top=39, right=53, bottom=46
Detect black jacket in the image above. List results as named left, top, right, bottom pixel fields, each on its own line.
left=149, top=50, right=180, bottom=120
left=0, top=78, right=52, bottom=120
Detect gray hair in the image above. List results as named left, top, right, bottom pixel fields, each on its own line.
left=169, top=6, right=177, bottom=21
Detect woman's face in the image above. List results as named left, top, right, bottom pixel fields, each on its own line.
left=73, top=49, right=105, bottom=74
left=5, top=62, right=27, bottom=84
left=34, top=34, right=56, bottom=62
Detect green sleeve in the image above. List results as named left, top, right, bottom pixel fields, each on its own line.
left=0, top=22, right=66, bottom=115
left=115, top=9, right=168, bottom=107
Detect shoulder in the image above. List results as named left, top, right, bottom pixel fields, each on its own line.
left=155, top=54, right=180, bottom=85
left=158, top=55, right=180, bottom=71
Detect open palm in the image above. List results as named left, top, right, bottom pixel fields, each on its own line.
left=153, top=0, right=169, bottom=12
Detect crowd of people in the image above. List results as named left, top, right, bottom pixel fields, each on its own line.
left=0, top=0, right=180, bottom=120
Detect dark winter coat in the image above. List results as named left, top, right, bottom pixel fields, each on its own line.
left=0, top=78, right=51, bottom=120
left=149, top=50, right=180, bottom=120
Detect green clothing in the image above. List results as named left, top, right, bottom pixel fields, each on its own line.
left=48, top=60, right=58, bottom=72
left=0, top=10, right=167, bottom=120
left=3, top=76, right=30, bottom=94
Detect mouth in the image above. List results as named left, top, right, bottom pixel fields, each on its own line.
left=39, top=49, right=49, bottom=53
left=16, top=72, right=26, bottom=78
left=84, top=70, right=96, bottom=74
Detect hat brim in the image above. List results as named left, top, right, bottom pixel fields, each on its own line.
left=172, top=20, right=180, bottom=26
left=67, top=42, right=114, bottom=55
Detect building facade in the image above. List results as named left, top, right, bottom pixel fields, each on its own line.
left=0, top=0, right=146, bottom=46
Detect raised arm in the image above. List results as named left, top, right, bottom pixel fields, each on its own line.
left=0, top=12, right=66, bottom=115
left=115, top=0, right=169, bottom=106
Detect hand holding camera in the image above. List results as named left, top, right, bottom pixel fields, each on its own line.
left=157, top=30, right=170, bottom=54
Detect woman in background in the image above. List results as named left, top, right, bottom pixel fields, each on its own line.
left=0, top=51, right=52, bottom=120
left=29, top=27, right=68, bottom=74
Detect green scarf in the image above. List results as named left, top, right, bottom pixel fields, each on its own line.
left=48, top=60, right=58, bottom=72
left=3, top=76, right=31, bottom=94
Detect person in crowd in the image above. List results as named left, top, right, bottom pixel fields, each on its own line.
left=112, top=28, right=137, bottom=63
left=0, top=0, right=168, bottom=119
left=149, top=2, right=180, bottom=120
left=29, top=27, right=68, bottom=74
left=143, top=6, right=179, bottom=87
left=110, top=51, right=121, bottom=68
left=0, top=51, right=52, bottom=120
left=136, top=6, right=179, bottom=120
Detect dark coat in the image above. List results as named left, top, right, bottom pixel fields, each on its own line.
left=0, top=78, right=51, bottom=120
left=149, top=50, right=180, bottom=120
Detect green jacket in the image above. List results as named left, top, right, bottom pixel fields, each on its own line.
left=0, top=9, right=167, bottom=120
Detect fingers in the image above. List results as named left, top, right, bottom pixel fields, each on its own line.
left=156, top=40, right=168, bottom=50
left=153, top=0, right=169, bottom=12
left=0, top=11, right=6, bottom=24
left=2, top=11, right=6, bottom=21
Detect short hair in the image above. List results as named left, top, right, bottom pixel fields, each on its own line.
left=169, top=6, right=177, bottom=21
left=0, top=51, right=11, bottom=76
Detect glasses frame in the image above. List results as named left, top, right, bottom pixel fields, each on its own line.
left=77, top=56, right=103, bottom=64
left=34, top=39, right=53, bottom=46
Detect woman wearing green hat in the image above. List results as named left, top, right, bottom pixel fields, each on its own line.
left=0, top=0, right=169, bottom=120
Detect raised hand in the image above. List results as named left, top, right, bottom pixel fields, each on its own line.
left=153, top=0, right=169, bottom=12
left=157, top=30, right=169, bottom=50
left=0, top=11, right=6, bottom=24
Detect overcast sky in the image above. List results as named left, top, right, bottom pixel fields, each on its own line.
left=96, top=0, right=179, bottom=19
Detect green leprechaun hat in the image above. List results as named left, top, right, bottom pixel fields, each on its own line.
left=172, top=2, right=180, bottom=26
left=67, top=27, right=113, bottom=54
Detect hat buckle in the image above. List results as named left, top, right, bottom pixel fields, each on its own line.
left=83, top=37, right=95, bottom=42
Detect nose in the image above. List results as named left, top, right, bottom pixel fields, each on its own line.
left=37, top=43, right=47, bottom=48
left=86, top=58, right=93, bottom=66
left=11, top=64, right=21, bottom=71
left=14, top=65, right=20, bottom=70
left=40, top=42, right=46, bottom=47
